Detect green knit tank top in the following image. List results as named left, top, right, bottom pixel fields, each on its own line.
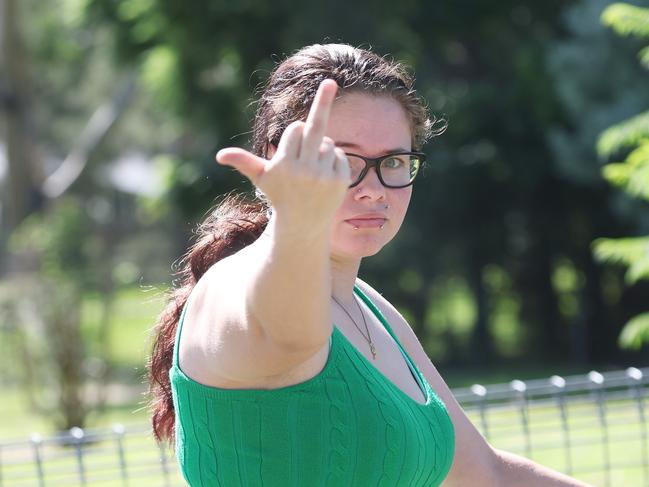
left=169, top=286, right=455, bottom=486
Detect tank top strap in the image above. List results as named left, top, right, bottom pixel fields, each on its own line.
left=353, top=285, right=409, bottom=360
left=354, top=285, right=403, bottom=350
left=352, top=284, right=428, bottom=401
left=173, top=287, right=409, bottom=371
left=173, top=300, right=191, bottom=368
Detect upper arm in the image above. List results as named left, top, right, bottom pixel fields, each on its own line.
left=355, top=278, right=500, bottom=487
left=179, top=253, right=328, bottom=386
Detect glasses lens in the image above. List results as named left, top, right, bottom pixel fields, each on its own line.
left=380, top=154, right=420, bottom=187
left=346, top=155, right=367, bottom=185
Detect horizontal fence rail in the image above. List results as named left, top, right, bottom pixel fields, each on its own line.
left=454, top=367, right=649, bottom=487
left=0, top=424, right=182, bottom=487
left=1, top=367, right=648, bottom=486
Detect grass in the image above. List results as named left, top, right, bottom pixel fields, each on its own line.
left=0, top=386, right=150, bottom=440
left=81, top=284, right=169, bottom=375
left=464, top=396, right=649, bottom=487
left=0, top=284, right=166, bottom=439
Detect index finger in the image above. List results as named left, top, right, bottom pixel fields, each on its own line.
left=299, top=79, right=338, bottom=159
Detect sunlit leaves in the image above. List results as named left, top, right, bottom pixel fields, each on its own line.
left=618, top=312, right=649, bottom=349
left=595, top=2, right=649, bottom=351
left=140, top=45, right=181, bottom=109
left=601, top=3, right=649, bottom=37
left=116, top=0, right=156, bottom=22
left=601, top=140, right=649, bottom=200
left=60, top=0, right=92, bottom=28
left=597, top=111, right=649, bottom=158
left=640, top=45, right=649, bottom=69
left=592, top=236, right=649, bottom=284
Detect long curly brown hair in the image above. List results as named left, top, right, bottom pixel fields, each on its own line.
left=147, top=43, right=446, bottom=444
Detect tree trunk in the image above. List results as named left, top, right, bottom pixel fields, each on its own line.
left=0, top=0, right=43, bottom=275
left=467, top=254, right=492, bottom=366
left=580, top=250, right=615, bottom=363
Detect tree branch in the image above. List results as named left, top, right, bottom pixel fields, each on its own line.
left=41, top=74, right=137, bottom=199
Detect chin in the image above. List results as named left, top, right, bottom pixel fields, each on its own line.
left=333, top=239, right=387, bottom=260
left=331, top=224, right=399, bottom=260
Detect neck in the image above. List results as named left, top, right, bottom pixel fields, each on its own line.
left=331, top=255, right=361, bottom=307
left=260, top=213, right=362, bottom=306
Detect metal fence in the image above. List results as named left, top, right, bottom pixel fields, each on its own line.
left=0, top=424, right=183, bottom=487
left=1, top=367, right=648, bottom=486
left=454, top=366, right=649, bottom=487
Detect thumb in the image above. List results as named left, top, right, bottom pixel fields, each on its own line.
left=216, top=148, right=267, bottom=183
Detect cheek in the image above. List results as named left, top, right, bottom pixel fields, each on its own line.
left=391, top=188, right=412, bottom=218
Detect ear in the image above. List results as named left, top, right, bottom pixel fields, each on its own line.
left=265, top=142, right=277, bottom=159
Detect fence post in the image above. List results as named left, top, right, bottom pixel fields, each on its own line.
left=510, top=380, right=531, bottom=459
left=626, top=367, right=648, bottom=487
left=113, top=424, right=128, bottom=486
left=550, top=375, right=572, bottom=475
left=588, top=371, right=610, bottom=487
left=471, top=384, right=490, bottom=441
left=158, top=442, right=171, bottom=487
left=69, top=427, right=87, bottom=486
left=30, top=433, right=45, bottom=487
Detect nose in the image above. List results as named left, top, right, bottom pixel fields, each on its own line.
left=353, top=167, right=386, bottom=201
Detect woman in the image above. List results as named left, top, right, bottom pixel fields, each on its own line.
left=149, top=43, right=591, bottom=486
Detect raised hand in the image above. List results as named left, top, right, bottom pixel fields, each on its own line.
left=216, top=79, right=351, bottom=223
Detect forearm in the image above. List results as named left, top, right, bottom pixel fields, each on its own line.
left=493, top=448, right=593, bottom=487
left=247, top=213, right=333, bottom=349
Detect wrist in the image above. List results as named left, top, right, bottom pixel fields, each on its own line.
left=271, top=208, right=335, bottom=239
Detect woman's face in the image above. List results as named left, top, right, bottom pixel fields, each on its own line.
left=324, top=92, right=413, bottom=260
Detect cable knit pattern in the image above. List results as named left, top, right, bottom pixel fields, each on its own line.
left=170, top=286, right=455, bottom=486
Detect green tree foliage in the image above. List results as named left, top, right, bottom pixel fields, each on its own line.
left=5, top=0, right=648, bottom=395
left=2, top=198, right=100, bottom=430
left=602, top=3, right=649, bottom=37
left=76, top=0, right=649, bottom=367
left=0, top=0, right=182, bottom=430
left=593, top=2, right=649, bottom=350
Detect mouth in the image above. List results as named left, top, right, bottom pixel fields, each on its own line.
left=344, top=215, right=388, bottom=229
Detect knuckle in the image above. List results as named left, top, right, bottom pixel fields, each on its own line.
left=319, top=141, right=334, bottom=155
left=288, top=120, right=305, bottom=131
left=283, top=121, right=304, bottom=138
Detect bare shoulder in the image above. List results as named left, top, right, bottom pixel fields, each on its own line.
left=179, top=244, right=327, bottom=387
left=186, top=245, right=251, bottom=324
left=179, top=247, right=255, bottom=375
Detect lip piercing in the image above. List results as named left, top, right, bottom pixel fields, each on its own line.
left=353, top=224, right=384, bottom=229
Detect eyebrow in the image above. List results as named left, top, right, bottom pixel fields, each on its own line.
left=335, top=141, right=411, bottom=153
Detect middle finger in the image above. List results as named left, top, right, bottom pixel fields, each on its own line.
left=299, top=79, right=338, bottom=160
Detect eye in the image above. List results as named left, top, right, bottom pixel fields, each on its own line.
left=346, top=155, right=366, bottom=172
left=381, top=155, right=408, bottom=169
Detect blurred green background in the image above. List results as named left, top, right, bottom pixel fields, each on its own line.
left=1, top=0, right=648, bottom=438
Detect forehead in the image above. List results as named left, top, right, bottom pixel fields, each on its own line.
left=325, top=92, right=412, bottom=155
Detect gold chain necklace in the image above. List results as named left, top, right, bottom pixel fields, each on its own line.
left=332, top=294, right=377, bottom=360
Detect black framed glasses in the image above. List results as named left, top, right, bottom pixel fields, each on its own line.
left=345, top=152, right=426, bottom=188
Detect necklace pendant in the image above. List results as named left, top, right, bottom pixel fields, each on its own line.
left=370, top=343, right=376, bottom=360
